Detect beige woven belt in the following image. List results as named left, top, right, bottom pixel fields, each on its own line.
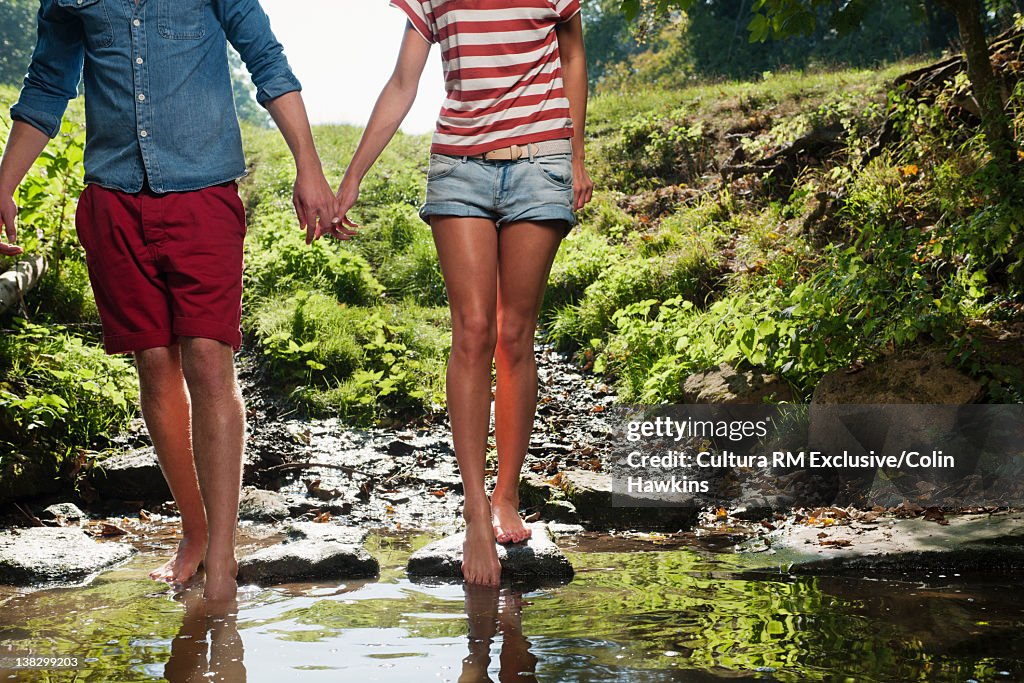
left=473, top=138, right=572, bottom=161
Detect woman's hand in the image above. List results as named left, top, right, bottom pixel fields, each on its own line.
left=326, top=175, right=361, bottom=240
left=572, top=158, right=594, bottom=211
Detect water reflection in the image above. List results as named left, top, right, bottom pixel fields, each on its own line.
left=460, top=585, right=537, bottom=683
left=165, top=587, right=246, bottom=683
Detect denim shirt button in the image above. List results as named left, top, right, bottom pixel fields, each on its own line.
left=138, top=93, right=145, bottom=102
left=140, top=130, right=148, bottom=138
left=132, top=18, right=140, bottom=26
left=136, top=57, right=143, bottom=65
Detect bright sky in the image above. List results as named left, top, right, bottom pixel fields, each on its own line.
left=259, top=0, right=445, bottom=134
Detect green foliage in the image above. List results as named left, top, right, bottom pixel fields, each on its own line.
left=229, top=48, right=271, bottom=128
left=0, top=0, right=35, bottom=86
left=0, top=319, right=138, bottom=462
left=245, top=200, right=384, bottom=306
left=605, top=0, right=954, bottom=88
left=604, top=106, right=714, bottom=191
left=251, top=291, right=448, bottom=422
left=547, top=215, right=723, bottom=350
left=348, top=203, right=447, bottom=306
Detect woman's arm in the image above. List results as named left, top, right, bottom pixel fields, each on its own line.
left=331, top=23, right=431, bottom=237
left=556, top=14, right=594, bottom=211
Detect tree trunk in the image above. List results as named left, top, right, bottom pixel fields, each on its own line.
left=935, top=0, right=1018, bottom=172
left=0, top=255, right=47, bottom=315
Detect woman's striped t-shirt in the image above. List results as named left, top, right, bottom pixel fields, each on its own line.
left=390, top=0, right=581, bottom=156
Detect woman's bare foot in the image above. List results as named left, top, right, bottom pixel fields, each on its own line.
left=150, top=533, right=207, bottom=584
left=202, top=554, right=239, bottom=604
left=491, top=494, right=532, bottom=545
left=462, top=505, right=502, bottom=586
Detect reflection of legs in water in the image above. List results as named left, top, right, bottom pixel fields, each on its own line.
left=496, top=591, right=537, bottom=683
left=164, top=586, right=246, bottom=683
left=460, top=585, right=538, bottom=683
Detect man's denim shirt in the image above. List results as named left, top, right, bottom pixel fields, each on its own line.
left=11, top=0, right=301, bottom=194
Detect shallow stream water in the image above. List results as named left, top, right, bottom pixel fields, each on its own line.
left=1, top=528, right=1023, bottom=682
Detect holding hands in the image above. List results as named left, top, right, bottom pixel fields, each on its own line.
left=291, top=166, right=357, bottom=244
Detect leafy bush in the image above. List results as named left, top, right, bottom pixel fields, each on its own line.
left=603, top=107, right=715, bottom=191
left=0, top=320, right=138, bottom=479
left=245, top=200, right=384, bottom=306
left=251, top=291, right=448, bottom=423
left=349, top=203, right=447, bottom=306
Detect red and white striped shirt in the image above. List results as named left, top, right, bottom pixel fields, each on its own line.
left=390, top=0, right=581, bottom=156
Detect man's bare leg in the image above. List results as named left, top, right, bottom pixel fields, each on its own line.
left=431, top=216, right=503, bottom=587
left=136, top=343, right=208, bottom=584
left=180, top=337, right=245, bottom=603
left=492, top=221, right=563, bottom=544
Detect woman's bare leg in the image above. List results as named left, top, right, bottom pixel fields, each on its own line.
left=431, top=216, right=503, bottom=586
left=492, top=220, right=564, bottom=544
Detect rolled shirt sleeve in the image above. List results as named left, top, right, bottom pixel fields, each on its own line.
left=10, top=0, right=85, bottom=139
left=552, top=0, right=581, bottom=22
left=390, top=0, right=438, bottom=44
left=215, top=0, right=301, bottom=106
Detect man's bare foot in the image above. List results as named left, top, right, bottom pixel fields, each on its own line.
left=462, top=507, right=502, bottom=586
left=491, top=495, right=532, bottom=545
left=202, top=555, right=239, bottom=604
left=150, top=533, right=207, bottom=584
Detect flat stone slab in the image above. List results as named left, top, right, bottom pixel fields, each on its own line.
left=755, top=511, right=1024, bottom=573
left=407, top=523, right=574, bottom=580
left=0, top=527, right=135, bottom=586
left=237, top=523, right=378, bottom=585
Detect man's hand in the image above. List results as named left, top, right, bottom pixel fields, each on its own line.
left=292, top=169, right=341, bottom=245
left=0, top=193, right=23, bottom=256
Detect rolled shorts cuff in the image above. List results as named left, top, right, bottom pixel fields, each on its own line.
left=497, top=206, right=577, bottom=235
left=418, top=202, right=498, bottom=224
left=173, top=317, right=243, bottom=351
left=103, top=329, right=176, bottom=356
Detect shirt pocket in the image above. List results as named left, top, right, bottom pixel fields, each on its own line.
left=55, top=0, right=113, bottom=49
left=158, top=0, right=209, bottom=40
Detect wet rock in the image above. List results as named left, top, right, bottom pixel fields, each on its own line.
left=555, top=470, right=699, bottom=531
left=519, top=473, right=556, bottom=507
left=386, top=439, right=417, bottom=457
left=542, top=499, right=580, bottom=524
left=238, top=488, right=290, bottom=522
left=753, top=510, right=1024, bottom=574
left=407, top=523, right=573, bottom=579
left=683, top=362, right=794, bottom=404
left=39, top=503, right=86, bottom=524
left=237, top=523, right=378, bottom=585
left=0, top=453, right=63, bottom=504
left=812, top=351, right=983, bottom=404
left=0, top=527, right=135, bottom=586
left=404, top=458, right=463, bottom=491
left=89, top=448, right=170, bottom=501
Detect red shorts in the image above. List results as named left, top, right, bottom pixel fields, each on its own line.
left=75, top=182, right=247, bottom=355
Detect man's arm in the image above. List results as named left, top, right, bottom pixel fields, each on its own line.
left=214, top=0, right=339, bottom=244
left=263, top=92, right=348, bottom=244
left=0, top=123, right=51, bottom=256
left=2, top=0, right=86, bottom=256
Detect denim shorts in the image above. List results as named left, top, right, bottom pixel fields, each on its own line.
left=419, top=151, right=577, bottom=235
